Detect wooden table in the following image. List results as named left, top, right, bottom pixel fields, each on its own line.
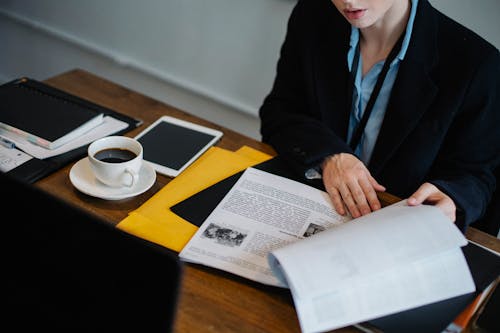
left=36, top=69, right=500, bottom=333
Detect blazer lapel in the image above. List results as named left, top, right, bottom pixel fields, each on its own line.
left=369, top=0, right=439, bottom=175
left=313, top=9, right=352, bottom=140
left=369, top=63, right=437, bottom=174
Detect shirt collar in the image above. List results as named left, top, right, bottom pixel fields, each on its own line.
left=348, top=0, right=418, bottom=68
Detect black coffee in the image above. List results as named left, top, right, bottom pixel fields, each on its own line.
left=94, top=148, right=137, bottom=163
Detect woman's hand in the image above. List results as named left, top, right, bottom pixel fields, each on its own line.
left=322, top=153, right=385, bottom=218
left=407, top=183, right=457, bottom=222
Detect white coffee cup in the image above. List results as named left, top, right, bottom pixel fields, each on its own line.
left=88, top=136, right=143, bottom=188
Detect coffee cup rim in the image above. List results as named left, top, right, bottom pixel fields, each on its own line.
left=88, top=136, right=143, bottom=165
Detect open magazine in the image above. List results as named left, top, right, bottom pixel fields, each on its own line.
left=179, top=167, right=475, bottom=333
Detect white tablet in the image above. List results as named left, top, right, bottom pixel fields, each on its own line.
left=134, top=116, right=223, bottom=177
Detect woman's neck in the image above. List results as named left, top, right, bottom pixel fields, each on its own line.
left=359, top=0, right=411, bottom=75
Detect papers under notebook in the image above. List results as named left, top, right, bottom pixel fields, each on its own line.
left=0, top=116, right=129, bottom=159
left=179, top=167, right=475, bottom=333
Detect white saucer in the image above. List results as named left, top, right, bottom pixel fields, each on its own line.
left=69, top=157, right=156, bottom=200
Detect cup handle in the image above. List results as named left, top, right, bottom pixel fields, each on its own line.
left=124, top=168, right=139, bottom=187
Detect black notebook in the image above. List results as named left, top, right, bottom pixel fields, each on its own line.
left=0, top=78, right=104, bottom=149
left=170, top=157, right=322, bottom=227
left=1, top=77, right=141, bottom=183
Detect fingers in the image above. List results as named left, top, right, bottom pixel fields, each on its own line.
left=327, top=186, right=346, bottom=216
left=407, top=183, right=436, bottom=206
left=368, top=174, right=386, bottom=192
left=435, top=200, right=456, bottom=221
left=339, top=182, right=362, bottom=218
left=327, top=179, right=381, bottom=218
left=359, top=178, right=382, bottom=211
left=322, top=153, right=384, bottom=217
left=407, top=183, right=457, bottom=222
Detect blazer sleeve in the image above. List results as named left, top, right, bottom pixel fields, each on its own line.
left=430, top=48, right=500, bottom=229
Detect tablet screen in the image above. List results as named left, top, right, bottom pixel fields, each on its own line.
left=135, top=116, right=223, bottom=177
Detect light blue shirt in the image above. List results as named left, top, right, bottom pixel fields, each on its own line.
left=346, top=0, right=418, bottom=164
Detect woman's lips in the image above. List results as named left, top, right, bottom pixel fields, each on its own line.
left=344, top=9, right=366, bottom=20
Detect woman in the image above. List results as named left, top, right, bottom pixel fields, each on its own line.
left=259, top=0, right=500, bottom=231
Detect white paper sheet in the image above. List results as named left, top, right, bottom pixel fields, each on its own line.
left=269, top=203, right=475, bottom=333
left=0, top=144, right=33, bottom=172
left=180, top=167, right=351, bottom=286
left=0, top=116, right=129, bottom=159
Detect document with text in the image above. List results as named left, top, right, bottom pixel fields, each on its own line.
left=179, top=167, right=352, bottom=286
left=179, top=167, right=475, bottom=332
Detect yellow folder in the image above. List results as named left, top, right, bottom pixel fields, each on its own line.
left=117, top=146, right=272, bottom=252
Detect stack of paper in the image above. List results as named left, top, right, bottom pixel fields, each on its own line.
left=0, top=116, right=129, bottom=160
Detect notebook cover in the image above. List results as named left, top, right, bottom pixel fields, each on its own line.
left=170, top=157, right=500, bottom=332
left=3, top=77, right=141, bottom=183
left=170, top=156, right=323, bottom=227
left=0, top=78, right=104, bottom=148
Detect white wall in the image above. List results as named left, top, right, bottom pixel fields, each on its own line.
left=0, top=0, right=296, bottom=139
left=1, top=0, right=499, bottom=140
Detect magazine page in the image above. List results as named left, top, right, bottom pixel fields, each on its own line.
left=179, top=167, right=351, bottom=286
left=268, top=203, right=475, bottom=333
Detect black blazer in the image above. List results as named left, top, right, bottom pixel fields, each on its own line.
left=259, top=0, right=500, bottom=230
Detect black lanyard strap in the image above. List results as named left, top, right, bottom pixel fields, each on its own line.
left=348, top=33, right=405, bottom=151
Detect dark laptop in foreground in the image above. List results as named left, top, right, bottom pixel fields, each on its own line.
left=3, top=173, right=183, bottom=332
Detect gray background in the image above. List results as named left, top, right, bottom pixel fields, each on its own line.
left=1, top=0, right=499, bottom=139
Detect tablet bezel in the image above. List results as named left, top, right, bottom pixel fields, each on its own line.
left=134, top=116, right=223, bottom=177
